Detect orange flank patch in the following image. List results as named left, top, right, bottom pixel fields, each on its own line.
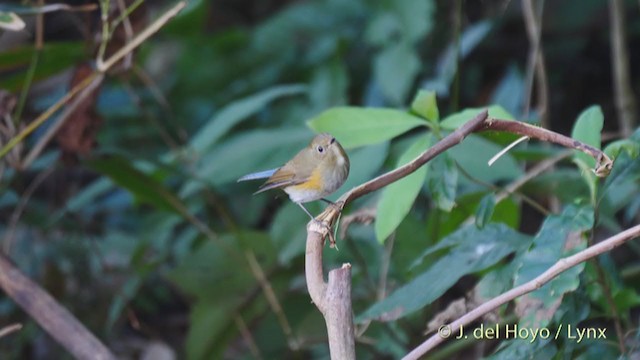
left=289, top=168, right=322, bottom=191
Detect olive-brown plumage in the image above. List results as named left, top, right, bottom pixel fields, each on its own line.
left=238, top=133, right=349, bottom=219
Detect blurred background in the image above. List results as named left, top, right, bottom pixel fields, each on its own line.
left=1, top=0, right=640, bottom=359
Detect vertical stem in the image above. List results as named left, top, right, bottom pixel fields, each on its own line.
left=609, top=0, right=637, bottom=137
left=305, top=223, right=355, bottom=359
left=326, top=265, right=356, bottom=360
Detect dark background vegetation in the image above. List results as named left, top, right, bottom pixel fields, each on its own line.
left=1, top=0, right=640, bottom=359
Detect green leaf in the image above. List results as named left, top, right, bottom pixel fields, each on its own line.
left=189, top=84, right=307, bottom=152
left=307, top=106, right=427, bottom=149
left=410, top=90, right=439, bottom=124
left=87, top=156, right=186, bottom=215
left=571, top=105, right=604, bottom=168
left=603, top=139, right=640, bottom=160
left=375, top=133, right=431, bottom=242
left=359, top=223, right=530, bottom=321
left=440, top=105, right=515, bottom=130
left=475, top=194, right=496, bottom=229
left=514, top=205, right=592, bottom=327
left=570, top=106, right=603, bottom=204
left=0, top=42, right=86, bottom=91
left=374, top=41, right=420, bottom=104
left=427, top=153, right=457, bottom=211
left=515, top=205, right=593, bottom=286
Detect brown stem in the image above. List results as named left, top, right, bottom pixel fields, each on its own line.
left=480, top=119, right=613, bottom=177
left=305, top=222, right=355, bottom=359
left=0, top=253, right=117, bottom=359
left=403, top=224, right=640, bottom=359
left=522, top=0, right=549, bottom=127
left=340, top=110, right=489, bottom=206
left=609, top=0, right=638, bottom=137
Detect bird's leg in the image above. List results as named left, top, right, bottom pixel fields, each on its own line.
left=297, top=203, right=336, bottom=248
left=320, top=198, right=335, bottom=205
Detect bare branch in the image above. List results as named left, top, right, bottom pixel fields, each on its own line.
left=0, top=253, right=117, bottom=359
left=340, top=110, right=490, bottom=206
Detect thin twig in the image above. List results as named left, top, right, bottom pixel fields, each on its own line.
left=3, top=3, right=97, bottom=14
left=495, top=150, right=571, bottom=203
left=245, top=250, right=299, bottom=350
left=0, top=323, right=22, bottom=338
left=234, top=314, right=264, bottom=360
left=21, top=73, right=104, bottom=169
left=3, top=165, right=55, bottom=253
left=114, top=0, right=135, bottom=70
left=480, top=119, right=613, bottom=177
left=98, top=1, right=186, bottom=71
left=522, top=0, right=549, bottom=126
left=0, top=72, right=99, bottom=160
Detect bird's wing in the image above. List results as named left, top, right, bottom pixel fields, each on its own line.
left=255, top=164, right=310, bottom=194
left=237, top=168, right=278, bottom=182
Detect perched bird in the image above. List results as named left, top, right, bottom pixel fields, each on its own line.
left=238, top=133, right=350, bottom=220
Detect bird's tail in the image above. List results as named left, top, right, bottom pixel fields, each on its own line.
left=237, top=168, right=278, bottom=182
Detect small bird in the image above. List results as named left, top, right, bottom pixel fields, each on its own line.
left=238, top=133, right=350, bottom=221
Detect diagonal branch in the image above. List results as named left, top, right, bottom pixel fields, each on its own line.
left=0, top=253, right=117, bottom=359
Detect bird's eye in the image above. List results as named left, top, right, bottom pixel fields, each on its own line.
left=317, top=145, right=324, bottom=153
left=330, top=137, right=336, bottom=144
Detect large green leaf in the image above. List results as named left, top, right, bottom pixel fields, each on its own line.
left=515, top=205, right=593, bottom=286
left=410, top=89, right=439, bottom=125
left=87, top=156, right=186, bottom=215
left=375, top=133, right=431, bottom=242
left=571, top=106, right=604, bottom=203
left=189, top=84, right=306, bottom=153
left=307, top=106, right=427, bottom=149
left=359, top=223, right=530, bottom=321
left=571, top=105, right=603, bottom=168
